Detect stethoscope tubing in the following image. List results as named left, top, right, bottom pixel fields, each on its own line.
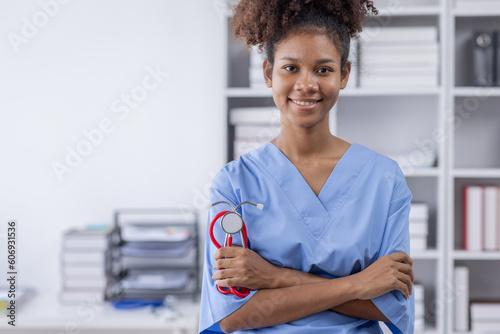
left=209, top=210, right=250, bottom=298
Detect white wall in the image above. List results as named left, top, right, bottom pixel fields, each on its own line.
left=0, top=0, right=226, bottom=295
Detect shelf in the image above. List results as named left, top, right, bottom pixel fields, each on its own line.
left=377, top=6, right=441, bottom=16
left=453, top=8, right=500, bottom=17
left=453, top=87, right=500, bottom=97
left=404, top=168, right=440, bottom=177
left=226, top=87, right=442, bottom=98
left=453, top=168, right=500, bottom=178
left=453, top=251, right=500, bottom=260
left=411, top=249, right=440, bottom=260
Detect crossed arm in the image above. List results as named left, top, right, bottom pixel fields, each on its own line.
left=212, top=248, right=414, bottom=333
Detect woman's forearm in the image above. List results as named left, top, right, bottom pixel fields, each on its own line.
left=219, top=276, right=357, bottom=333
left=331, top=299, right=389, bottom=322
left=271, top=266, right=389, bottom=322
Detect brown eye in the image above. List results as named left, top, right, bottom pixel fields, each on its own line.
left=317, top=67, right=332, bottom=74
left=284, top=65, right=296, bottom=72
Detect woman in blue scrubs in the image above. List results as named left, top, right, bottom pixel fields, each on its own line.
left=200, top=1, right=415, bottom=333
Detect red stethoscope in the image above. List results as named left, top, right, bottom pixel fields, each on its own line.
left=209, top=200, right=264, bottom=298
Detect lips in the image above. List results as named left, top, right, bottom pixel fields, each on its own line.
left=289, top=98, right=322, bottom=109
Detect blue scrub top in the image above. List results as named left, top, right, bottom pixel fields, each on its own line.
left=199, top=142, right=414, bottom=333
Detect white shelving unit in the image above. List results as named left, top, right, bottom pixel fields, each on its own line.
left=447, top=1, right=500, bottom=333
left=223, top=1, right=499, bottom=333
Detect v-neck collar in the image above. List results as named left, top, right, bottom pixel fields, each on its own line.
left=250, top=142, right=357, bottom=219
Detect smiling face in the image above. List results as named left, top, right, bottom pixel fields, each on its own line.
left=264, top=32, right=350, bottom=130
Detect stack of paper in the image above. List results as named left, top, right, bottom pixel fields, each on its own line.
left=59, top=225, right=115, bottom=303
left=249, top=45, right=265, bottom=88
left=455, top=0, right=500, bottom=10
left=463, top=185, right=500, bottom=251
left=230, top=107, right=281, bottom=159
left=471, top=302, right=500, bottom=331
left=359, top=26, right=439, bottom=87
left=414, top=284, right=425, bottom=332
left=410, top=203, right=429, bottom=251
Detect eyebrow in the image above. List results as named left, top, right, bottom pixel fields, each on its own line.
left=279, top=57, right=336, bottom=64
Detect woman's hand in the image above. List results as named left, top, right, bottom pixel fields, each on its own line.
left=212, top=247, right=280, bottom=290
left=349, top=251, right=414, bottom=300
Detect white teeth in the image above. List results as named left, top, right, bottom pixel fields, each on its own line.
left=292, top=100, right=317, bottom=106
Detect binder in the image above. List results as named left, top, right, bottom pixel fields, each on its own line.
left=496, top=31, right=500, bottom=86
left=472, top=31, right=495, bottom=87
left=463, top=186, right=484, bottom=251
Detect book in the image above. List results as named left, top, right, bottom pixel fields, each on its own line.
left=409, top=221, right=428, bottom=237
left=410, top=236, right=427, bottom=251
left=62, top=250, right=109, bottom=265
left=484, top=186, right=499, bottom=251
left=234, top=125, right=280, bottom=140
left=346, top=38, right=359, bottom=89
left=63, top=276, right=107, bottom=289
left=361, top=26, right=438, bottom=44
left=472, top=320, right=500, bottom=331
left=410, top=203, right=429, bottom=222
left=62, top=226, right=114, bottom=250
left=470, top=302, right=500, bottom=321
left=496, top=31, right=500, bottom=86
left=62, top=265, right=106, bottom=277
left=464, top=186, right=484, bottom=251
left=360, top=75, right=438, bottom=87
left=454, top=266, right=470, bottom=331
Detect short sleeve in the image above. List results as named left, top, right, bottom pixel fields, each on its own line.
left=198, top=169, right=258, bottom=334
left=371, top=163, right=415, bottom=334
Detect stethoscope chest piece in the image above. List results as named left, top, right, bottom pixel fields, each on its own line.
left=220, top=212, right=243, bottom=234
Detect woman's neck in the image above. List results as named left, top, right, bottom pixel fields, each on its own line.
left=272, top=121, right=339, bottom=163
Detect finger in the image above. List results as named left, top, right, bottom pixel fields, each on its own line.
left=214, top=247, right=243, bottom=260
left=395, top=280, right=410, bottom=299
left=394, top=262, right=414, bottom=282
left=215, top=277, right=240, bottom=288
left=396, top=271, right=413, bottom=296
left=212, top=268, right=239, bottom=281
left=387, top=252, right=413, bottom=266
left=213, top=258, right=238, bottom=270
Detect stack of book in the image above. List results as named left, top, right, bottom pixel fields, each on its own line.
left=414, top=284, right=425, bottom=332
left=346, top=38, right=359, bottom=89
left=409, top=203, right=429, bottom=251
left=59, top=225, right=115, bottom=303
left=454, top=266, right=470, bottom=331
left=249, top=45, right=265, bottom=88
left=463, top=185, right=500, bottom=251
left=455, top=0, right=500, bottom=10
left=230, top=107, right=281, bottom=159
left=471, top=302, right=500, bottom=331
left=359, top=26, right=439, bottom=87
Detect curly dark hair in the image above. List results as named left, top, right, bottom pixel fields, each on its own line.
left=230, top=0, right=378, bottom=69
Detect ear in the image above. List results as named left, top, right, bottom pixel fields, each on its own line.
left=263, top=59, right=273, bottom=87
left=340, top=60, right=351, bottom=89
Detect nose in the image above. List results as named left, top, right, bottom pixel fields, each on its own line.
left=294, top=71, right=318, bottom=92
